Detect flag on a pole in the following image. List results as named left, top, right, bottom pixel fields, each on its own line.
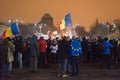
left=11, top=22, right=20, bottom=35
left=57, top=13, right=72, bottom=31
left=1, top=27, right=13, bottom=38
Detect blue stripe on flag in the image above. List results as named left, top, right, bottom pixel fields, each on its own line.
left=11, top=22, right=20, bottom=35
left=65, top=13, right=72, bottom=27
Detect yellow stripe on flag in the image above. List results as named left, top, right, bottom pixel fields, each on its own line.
left=59, top=18, right=65, bottom=30
left=6, top=27, right=13, bottom=37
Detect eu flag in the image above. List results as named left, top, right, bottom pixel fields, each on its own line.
left=65, top=13, right=72, bottom=27
left=11, top=22, right=20, bottom=35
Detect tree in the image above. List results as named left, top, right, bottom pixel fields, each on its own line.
left=90, top=19, right=113, bottom=37
left=18, top=23, right=33, bottom=37
left=75, top=25, right=88, bottom=37
left=113, top=19, right=120, bottom=31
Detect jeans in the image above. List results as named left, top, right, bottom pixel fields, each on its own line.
left=9, top=62, right=12, bottom=71
left=1, top=63, right=10, bottom=80
left=30, top=56, right=38, bottom=72
left=71, top=56, right=80, bottom=75
left=101, top=55, right=111, bottom=68
left=39, top=53, right=46, bottom=68
left=18, top=52, right=23, bottom=69
left=58, top=58, right=68, bottom=75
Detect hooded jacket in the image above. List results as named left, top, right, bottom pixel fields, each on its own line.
left=0, top=39, right=10, bottom=64
left=38, top=37, right=47, bottom=53
left=102, top=40, right=113, bottom=55
left=29, top=35, right=39, bottom=56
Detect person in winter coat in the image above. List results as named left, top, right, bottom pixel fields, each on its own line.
left=29, top=35, right=39, bottom=73
left=38, top=36, right=47, bottom=68
left=46, top=39, right=51, bottom=67
left=70, top=36, right=82, bottom=76
left=57, top=36, right=70, bottom=77
left=0, top=38, right=12, bottom=80
left=6, top=37, right=15, bottom=72
left=116, top=38, right=120, bottom=65
left=26, top=36, right=31, bottom=66
left=0, top=38, right=2, bottom=72
left=50, top=39, right=58, bottom=64
left=13, top=35, right=24, bottom=69
left=101, top=37, right=113, bottom=69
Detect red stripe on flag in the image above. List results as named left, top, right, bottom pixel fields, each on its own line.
left=1, top=30, right=7, bottom=39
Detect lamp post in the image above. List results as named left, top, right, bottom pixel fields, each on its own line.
left=6, top=19, right=12, bottom=26
left=39, top=25, right=42, bottom=33
left=38, top=23, right=47, bottom=33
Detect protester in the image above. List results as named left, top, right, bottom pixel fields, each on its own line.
left=65, top=36, right=71, bottom=74
left=0, top=38, right=12, bottom=80
left=13, top=35, right=24, bottom=69
left=50, top=39, right=58, bottom=64
left=116, top=38, right=120, bottom=65
left=81, top=37, right=88, bottom=62
left=38, top=36, right=47, bottom=68
left=26, top=36, right=31, bottom=67
left=101, top=37, right=113, bottom=69
left=46, top=39, right=51, bottom=67
left=70, top=36, right=82, bottom=76
left=29, top=35, right=39, bottom=73
left=0, top=38, right=2, bottom=73
left=57, top=36, right=70, bottom=77
left=6, top=37, right=15, bottom=72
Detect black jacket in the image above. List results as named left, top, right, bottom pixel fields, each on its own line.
left=58, top=39, right=70, bottom=59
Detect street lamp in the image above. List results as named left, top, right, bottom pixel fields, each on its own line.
left=38, top=23, right=47, bottom=33
left=6, top=19, right=12, bottom=26
left=39, top=24, right=42, bottom=33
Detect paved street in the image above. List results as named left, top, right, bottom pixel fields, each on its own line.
left=6, top=63, right=120, bottom=80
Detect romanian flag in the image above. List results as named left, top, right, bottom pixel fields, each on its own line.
left=1, top=22, right=20, bottom=39
left=1, top=27, right=13, bottom=38
left=57, top=13, right=72, bottom=31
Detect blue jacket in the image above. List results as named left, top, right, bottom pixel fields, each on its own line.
left=70, top=38, right=82, bottom=56
left=102, top=41, right=113, bottom=55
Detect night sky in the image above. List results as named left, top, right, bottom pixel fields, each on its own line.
left=0, top=0, right=120, bottom=30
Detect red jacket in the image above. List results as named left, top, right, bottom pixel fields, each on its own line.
left=38, top=37, right=46, bottom=53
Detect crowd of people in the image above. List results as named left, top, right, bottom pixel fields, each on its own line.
left=0, top=34, right=120, bottom=79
